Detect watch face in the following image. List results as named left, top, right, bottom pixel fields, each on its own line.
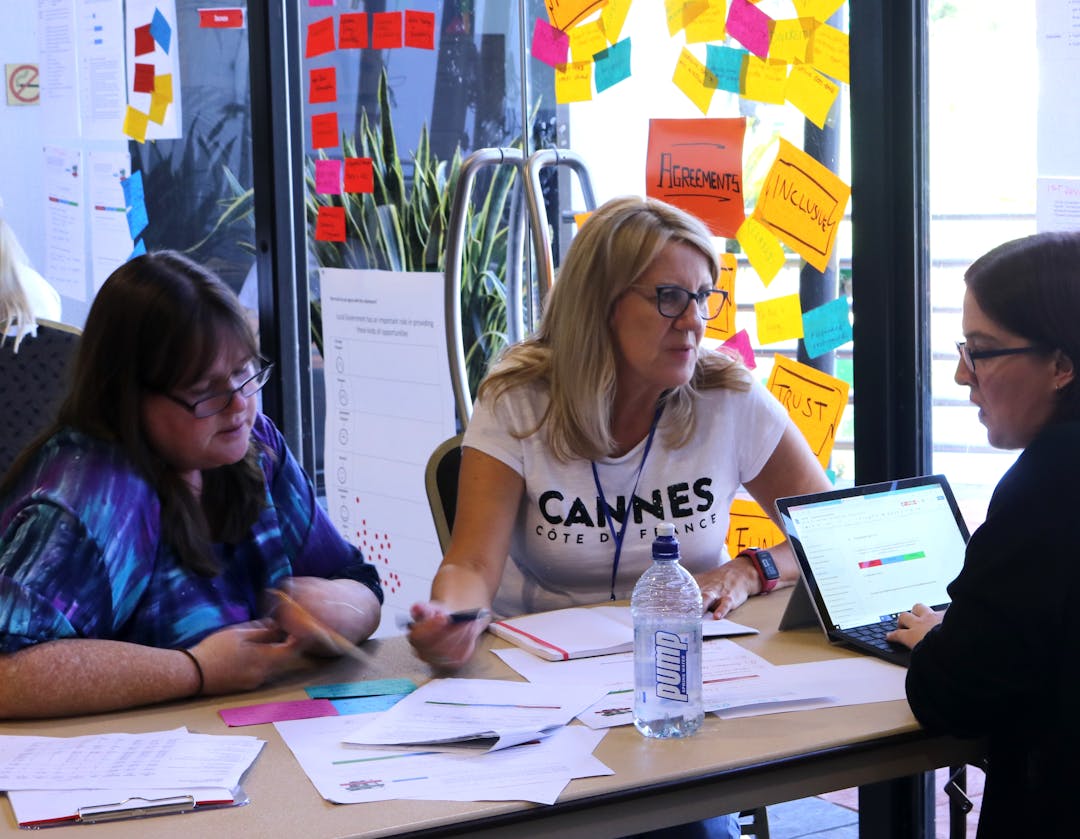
left=757, top=549, right=780, bottom=580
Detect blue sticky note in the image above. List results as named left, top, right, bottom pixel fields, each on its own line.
left=306, top=678, right=417, bottom=699
left=129, top=238, right=147, bottom=259
left=706, top=45, right=748, bottom=94
left=150, top=8, right=172, bottom=54
left=594, top=38, right=632, bottom=94
left=802, top=296, right=852, bottom=359
left=330, top=693, right=410, bottom=715
left=122, top=171, right=149, bottom=240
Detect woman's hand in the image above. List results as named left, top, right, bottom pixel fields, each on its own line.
left=886, top=603, right=943, bottom=650
left=695, top=554, right=761, bottom=618
left=406, top=601, right=490, bottom=670
left=188, top=620, right=307, bottom=695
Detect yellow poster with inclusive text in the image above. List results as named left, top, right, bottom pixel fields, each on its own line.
left=725, top=497, right=785, bottom=558
left=766, top=355, right=849, bottom=468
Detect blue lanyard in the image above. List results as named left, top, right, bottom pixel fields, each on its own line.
left=591, top=400, right=665, bottom=601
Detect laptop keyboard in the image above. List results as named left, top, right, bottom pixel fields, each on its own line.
left=844, top=616, right=901, bottom=653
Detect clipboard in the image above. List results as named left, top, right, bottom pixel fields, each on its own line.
left=6, top=786, right=247, bottom=828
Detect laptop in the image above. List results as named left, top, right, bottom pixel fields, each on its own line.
left=774, top=475, right=970, bottom=667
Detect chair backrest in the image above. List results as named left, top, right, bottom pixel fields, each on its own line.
left=0, top=319, right=81, bottom=480
left=424, top=433, right=464, bottom=554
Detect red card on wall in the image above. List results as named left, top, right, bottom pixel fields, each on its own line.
left=339, top=13, right=368, bottom=49
left=315, top=206, right=346, bottom=242
left=309, top=67, right=337, bottom=104
left=345, top=157, right=375, bottom=193
left=311, top=112, right=339, bottom=149
left=404, top=11, right=435, bottom=50
left=372, top=12, right=403, bottom=49
left=305, top=17, right=335, bottom=58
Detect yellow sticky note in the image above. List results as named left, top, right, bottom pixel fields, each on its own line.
left=665, top=0, right=710, bottom=36
left=153, top=73, right=173, bottom=103
left=736, top=216, right=785, bottom=286
left=685, top=0, right=727, bottom=44
left=785, top=63, right=840, bottom=129
left=569, top=20, right=608, bottom=61
left=753, top=138, right=851, bottom=272
left=148, top=93, right=170, bottom=125
left=766, top=354, right=849, bottom=468
left=601, top=0, right=632, bottom=44
left=672, top=47, right=716, bottom=115
left=555, top=60, right=593, bottom=103
left=123, top=106, right=149, bottom=143
left=793, top=0, right=845, bottom=23
left=769, top=17, right=817, bottom=64
left=742, top=56, right=787, bottom=104
left=809, top=23, right=849, bottom=84
left=755, top=293, right=804, bottom=345
left=705, top=251, right=737, bottom=341
left=726, top=498, right=785, bottom=558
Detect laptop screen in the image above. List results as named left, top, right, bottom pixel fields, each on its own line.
left=776, top=476, right=970, bottom=631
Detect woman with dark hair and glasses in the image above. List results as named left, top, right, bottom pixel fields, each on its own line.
left=0, top=251, right=382, bottom=718
left=887, top=231, right=1080, bottom=838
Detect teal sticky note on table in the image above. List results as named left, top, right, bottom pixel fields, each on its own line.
left=594, top=39, right=632, bottom=94
left=306, top=678, right=416, bottom=699
left=802, top=296, right=852, bottom=359
left=330, top=693, right=410, bottom=715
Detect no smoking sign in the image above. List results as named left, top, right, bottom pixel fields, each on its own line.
left=6, top=63, right=39, bottom=106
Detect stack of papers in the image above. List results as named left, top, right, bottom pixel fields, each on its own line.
left=0, top=728, right=264, bottom=827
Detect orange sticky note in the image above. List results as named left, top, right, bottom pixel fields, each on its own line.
left=742, top=55, right=787, bottom=104
left=808, top=23, right=849, bottom=83
left=672, top=47, right=717, bottom=115
left=726, top=498, right=785, bottom=558
left=309, top=67, right=337, bottom=105
left=769, top=17, right=816, bottom=64
left=569, top=19, right=608, bottom=62
left=785, top=63, right=839, bottom=129
left=766, top=354, right=849, bottom=468
left=305, top=17, right=335, bottom=58
left=753, top=138, right=850, bottom=272
left=123, top=106, right=149, bottom=143
left=735, top=216, right=785, bottom=286
left=646, top=117, right=746, bottom=239
left=372, top=11, right=403, bottom=49
left=311, top=112, right=339, bottom=149
left=545, top=0, right=606, bottom=32
left=344, top=157, right=374, bottom=193
left=405, top=10, right=435, bottom=49
left=755, top=293, right=803, bottom=345
left=555, top=60, right=593, bottom=103
left=339, top=13, right=368, bottom=49
left=705, top=252, right=737, bottom=341
left=685, top=0, right=728, bottom=44
left=315, top=206, right=347, bottom=242
left=574, top=211, right=592, bottom=228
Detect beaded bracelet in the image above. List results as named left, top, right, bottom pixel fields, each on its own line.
left=179, top=648, right=205, bottom=696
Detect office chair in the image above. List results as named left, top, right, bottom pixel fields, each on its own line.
left=0, top=319, right=81, bottom=480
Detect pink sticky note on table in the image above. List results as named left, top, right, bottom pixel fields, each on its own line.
left=132, top=62, right=155, bottom=94
left=306, top=17, right=336, bottom=57
left=532, top=17, right=569, bottom=68
left=311, top=111, right=339, bottom=149
left=219, top=698, right=338, bottom=727
left=721, top=329, right=757, bottom=369
left=372, top=11, right=403, bottom=49
left=315, top=158, right=342, bottom=194
left=404, top=10, right=435, bottom=49
left=727, top=0, right=772, bottom=58
left=134, top=23, right=155, bottom=56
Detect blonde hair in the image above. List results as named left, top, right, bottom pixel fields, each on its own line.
left=0, top=218, right=34, bottom=350
left=479, top=195, right=750, bottom=460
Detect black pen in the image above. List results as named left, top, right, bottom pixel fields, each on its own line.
left=396, top=608, right=492, bottom=630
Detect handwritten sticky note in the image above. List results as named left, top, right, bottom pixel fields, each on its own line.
left=555, top=60, right=593, bottom=103
left=311, top=111, right=339, bottom=149
left=769, top=17, right=816, bottom=64
left=134, top=23, right=154, bottom=56
left=785, top=63, right=839, bottom=129
left=133, top=62, right=155, bottom=94
left=601, top=0, right=632, bottom=43
left=405, top=10, right=435, bottom=49
left=309, top=67, right=337, bottom=104
left=726, top=498, right=785, bottom=557
left=753, top=138, right=851, bottom=272
left=123, top=106, right=149, bottom=143
left=665, top=0, right=710, bottom=36
left=372, top=11, right=403, bottom=49
left=570, top=19, right=607, bottom=62
left=794, top=0, right=845, bottom=23
left=755, top=293, right=803, bottom=345
left=706, top=44, right=747, bottom=94
left=809, top=23, right=849, bottom=84
left=766, top=355, right=849, bottom=467
left=705, top=252, right=737, bottom=341
left=315, top=205, right=346, bottom=242
left=686, top=0, right=729, bottom=44
left=532, top=17, right=569, bottom=67
left=220, top=699, right=337, bottom=726
left=742, top=55, right=787, bottom=104
left=306, top=17, right=335, bottom=57
left=153, top=73, right=173, bottom=102
left=344, top=157, right=374, bottom=193
left=721, top=329, right=756, bottom=369
left=307, top=678, right=417, bottom=699
left=339, top=12, right=368, bottom=49
left=726, top=0, right=772, bottom=58
left=545, top=0, right=605, bottom=32
left=672, top=47, right=717, bottom=115
left=646, top=117, right=745, bottom=238
left=150, top=8, right=172, bottom=53
left=735, top=216, right=785, bottom=285
left=315, top=158, right=342, bottom=194
left=802, top=295, right=851, bottom=358
left=594, top=39, right=632, bottom=93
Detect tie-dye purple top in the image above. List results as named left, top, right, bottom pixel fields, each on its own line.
left=0, top=413, right=382, bottom=652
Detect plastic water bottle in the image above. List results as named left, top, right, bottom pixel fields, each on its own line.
left=631, top=522, right=704, bottom=738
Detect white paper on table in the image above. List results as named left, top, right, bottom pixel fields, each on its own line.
left=342, top=679, right=609, bottom=751
left=276, top=714, right=611, bottom=805
left=0, top=728, right=264, bottom=791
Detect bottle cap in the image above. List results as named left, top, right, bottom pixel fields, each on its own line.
left=652, top=522, right=679, bottom=559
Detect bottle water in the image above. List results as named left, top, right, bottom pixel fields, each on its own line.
left=631, top=522, right=704, bottom=738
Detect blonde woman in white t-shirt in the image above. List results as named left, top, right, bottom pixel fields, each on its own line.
left=1, top=217, right=62, bottom=349
left=408, top=196, right=831, bottom=671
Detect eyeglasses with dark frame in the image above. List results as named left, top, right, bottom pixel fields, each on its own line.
left=162, top=360, right=275, bottom=419
left=632, top=284, right=729, bottom=321
left=955, top=341, right=1039, bottom=376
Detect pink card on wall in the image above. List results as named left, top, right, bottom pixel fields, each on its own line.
left=315, top=158, right=342, bottom=194
left=531, top=17, right=569, bottom=68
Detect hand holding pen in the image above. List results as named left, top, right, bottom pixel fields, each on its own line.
left=404, top=602, right=493, bottom=670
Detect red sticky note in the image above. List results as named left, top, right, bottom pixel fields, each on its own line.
left=309, top=67, right=337, bottom=104
left=721, top=329, right=757, bottom=369
left=339, top=13, right=368, bottom=49
left=404, top=10, right=435, bottom=49
left=134, top=23, right=155, bottom=56
left=315, top=158, right=342, bottom=194
left=344, top=157, right=374, bottom=193
left=132, top=62, right=156, bottom=94
left=372, top=11, right=403, bottom=49
left=316, top=206, right=347, bottom=242
left=311, top=112, right=339, bottom=149
left=198, top=8, right=244, bottom=28
left=219, top=698, right=338, bottom=727
left=305, top=16, right=336, bottom=58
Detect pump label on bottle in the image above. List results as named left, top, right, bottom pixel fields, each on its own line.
left=653, top=630, right=689, bottom=702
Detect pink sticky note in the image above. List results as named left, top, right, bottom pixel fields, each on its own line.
left=315, top=158, right=342, bottom=194
left=531, top=17, right=569, bottom=68
left=404, top=10, right=435, bottom=49
left=134, top=23, right=155, bottom=56
left=219, top=699, right=338, bottom=727
left=309, top=0, right=334, bottom=6
left=721, top=329, right=757, bottom=369
left=132, top=62, right=155, bottom=94
left=727, top=0, right=772, bottom=59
